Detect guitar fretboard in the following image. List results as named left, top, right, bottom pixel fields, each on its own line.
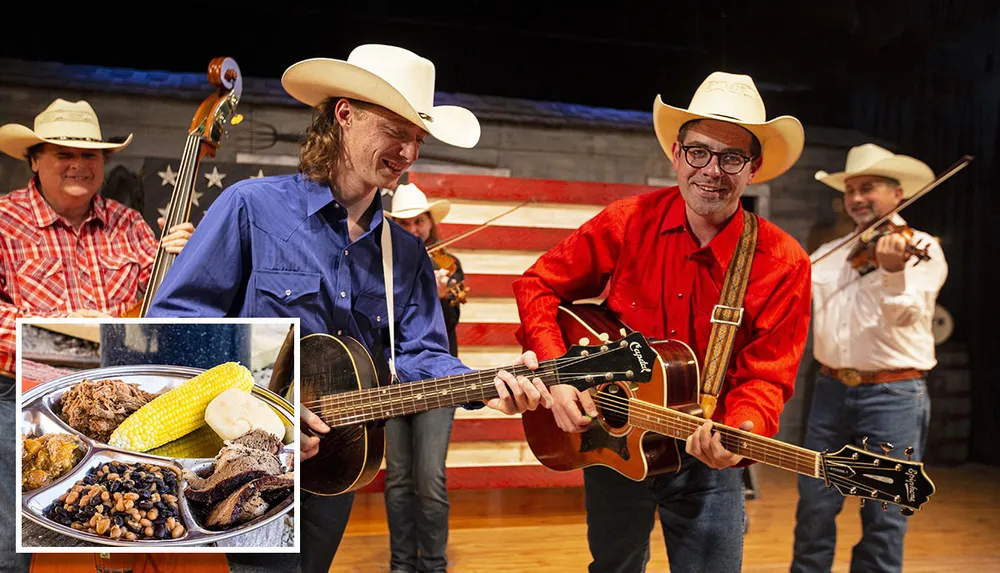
left=623, top=399, right=821, bottom=478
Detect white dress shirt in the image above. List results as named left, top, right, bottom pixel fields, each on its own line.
left=810, top=216, right=948, bottom=371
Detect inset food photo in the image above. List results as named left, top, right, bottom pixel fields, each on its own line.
left=15, top=318, right=298, bottom=551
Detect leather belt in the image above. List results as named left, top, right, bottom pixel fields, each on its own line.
left=820, top=364, right=924, bottom=387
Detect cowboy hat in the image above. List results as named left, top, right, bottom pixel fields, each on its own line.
left=0, top=98, right=132, bottom=160
left=281, top=44, right=481, bottom=149
left=814, top=143, right=934, bottom=198
left=653, top=71, right=804, bottom=183
left=386, top=182, right=450, bottom=223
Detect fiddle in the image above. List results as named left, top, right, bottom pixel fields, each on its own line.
left=811, top=154, right=973, bottom=273
left=846, top=219, right=931, bottom=276
left=429, top=246, right=468, bottom=307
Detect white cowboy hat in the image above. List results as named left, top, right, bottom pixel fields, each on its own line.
left=653, top=71, right=804, bottom=183
left=0, top=98, right=132, bottom=160
left=386, top=182, right=450, bottom=223
left=814, top=143, right=934, bottom=198
left=281, top=44, right=481, bottom=149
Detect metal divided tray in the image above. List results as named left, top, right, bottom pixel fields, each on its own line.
left=20, top=365, right=296, bottom=547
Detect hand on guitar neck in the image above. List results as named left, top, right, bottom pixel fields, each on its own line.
left=686, top=418, right=755, bottom=469
left=298, top=349, right=554, bottom=462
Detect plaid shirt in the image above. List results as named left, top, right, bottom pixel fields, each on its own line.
left=0, top=179, right=157, bottom=376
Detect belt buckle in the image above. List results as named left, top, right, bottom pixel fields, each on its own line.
left=839, top=368, right=863, bottom=387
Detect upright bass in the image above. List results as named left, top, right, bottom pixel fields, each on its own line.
left=125, top=57, right=244, bottom=317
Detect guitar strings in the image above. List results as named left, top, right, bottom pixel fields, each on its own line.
left=310, top=371, right=638, bottom=428
left=587, top=392, right=820, bottom=475
left=301, top=347, right=632, bottom=411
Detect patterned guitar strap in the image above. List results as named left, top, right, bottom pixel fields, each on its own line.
left=699, top=211, right=758, bottom=419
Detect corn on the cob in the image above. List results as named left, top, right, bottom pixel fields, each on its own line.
left=108, top=362, right=254, bottom=452
left=147, top=424, right=226, bottom=459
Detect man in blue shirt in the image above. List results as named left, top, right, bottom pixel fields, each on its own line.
left=146, top=44, right=553, bottom=573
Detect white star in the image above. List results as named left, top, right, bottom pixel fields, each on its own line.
left=250, top=169, right=265, bottom=179
left=204, top=166, right=226, bottom=188
left=157, top=165, right=177, bottom=187
left=191, top=189, right=204, bottom=207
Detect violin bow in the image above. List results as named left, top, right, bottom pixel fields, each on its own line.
left=810, top=154, right=974, bottom=266
left=426, top=198, right=535, bottom=254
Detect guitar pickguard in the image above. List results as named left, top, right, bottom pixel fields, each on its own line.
left=579, top=425, right=630, bottom=461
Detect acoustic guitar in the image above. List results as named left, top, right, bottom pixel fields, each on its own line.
left=124, top=57, right=244, bottom=317
left=299, top=329, right=659, bottom=496
left=520, top=303, right=936, bottom=514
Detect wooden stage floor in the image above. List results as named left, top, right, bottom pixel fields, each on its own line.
left=331, top=463, right=1000, bottom=572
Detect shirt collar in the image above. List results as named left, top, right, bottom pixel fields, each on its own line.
left=660, top=186, right=746, bottom=269
left=304, top=175, right=387, bottom=231
left=26, top=177, right=107, bottom=229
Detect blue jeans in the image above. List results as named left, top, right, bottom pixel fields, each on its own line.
left=583, top=450, right=746, bottom=573
left=791, top=374, right=930, bottom=573
left=384, top=407, right=455, bottom=573
left=0, top=377, right=31, bottom=573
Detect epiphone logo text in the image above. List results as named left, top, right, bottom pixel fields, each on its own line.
left=630, top=342, right=651, bottom=373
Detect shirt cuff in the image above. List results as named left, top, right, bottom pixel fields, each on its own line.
left=880, top=267, right=907, bottom=294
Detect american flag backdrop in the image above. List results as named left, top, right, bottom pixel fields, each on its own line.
left=137, top=158, right=666, bottom=488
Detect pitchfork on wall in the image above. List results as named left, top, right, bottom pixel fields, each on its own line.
left=233, top=118, right=501, bottom=168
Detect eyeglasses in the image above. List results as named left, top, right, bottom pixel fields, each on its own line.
left=680, top=145, right=753, bottom=175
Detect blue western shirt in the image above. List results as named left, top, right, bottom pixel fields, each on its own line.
left=145, top=173, right=478, bottom=397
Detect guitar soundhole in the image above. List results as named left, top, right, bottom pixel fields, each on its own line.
left=598, top=384, right=629, bottom=430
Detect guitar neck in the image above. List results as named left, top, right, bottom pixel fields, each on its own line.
left=319, top=360, right=570, bottom=426
left=625, top=399, right=821, bottom=478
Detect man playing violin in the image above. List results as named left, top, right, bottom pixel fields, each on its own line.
left=0, top=98, right=193, bottom=572
left=144, top=44, right=553, bottom=573
left=382, top=181, right=465, bottom=573
left=512, top=71, right=812, bottom=572
left=791, top=143, right=948, bottom=573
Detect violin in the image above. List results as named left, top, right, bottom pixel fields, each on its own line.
left=811, top=154, right=973, bottom=274
left=123, top=57, right=244, bottom=317
left=846, top=219, right=931, bottom=276
left=429, top=246, right=468, bottom=307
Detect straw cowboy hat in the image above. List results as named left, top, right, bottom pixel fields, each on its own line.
left=386, top=182, right=450, bottom=223
left=0, top=98, right=132, bottom=160
left=814, top=143, right=934, bottom=198
left=281, top=44, right=481, bottom=149
left=653, top=71, right=804, bottom=183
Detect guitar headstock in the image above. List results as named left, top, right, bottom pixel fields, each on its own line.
left=555, top=331, right=657, bottom=392
left=189, top=57, right=244, bottom=157
left=820, top=440, right=935, bottom=514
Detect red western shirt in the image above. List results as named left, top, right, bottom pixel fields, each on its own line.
left=0, top=179, right=157, bottom=376
left=512, top=186, right=811, bottom=438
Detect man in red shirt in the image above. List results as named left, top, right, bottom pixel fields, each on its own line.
left=513, top=71, right=812, bottom=572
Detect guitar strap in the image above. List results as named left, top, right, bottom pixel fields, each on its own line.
left=699, top=211, right=758, bottom=419
left=380, top=210, right=399, bottom=384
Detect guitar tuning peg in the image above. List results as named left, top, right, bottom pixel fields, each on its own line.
left=900, top=507, right=914, bottom=516
left=881, top=501, right=888, bottom=511
left=904, top=446, right=914, bottom=461
left=862, top=436, right=870, bottom=450
left=880, top=442, right=894, bottom=455
left=859, top=499, right=865, bottom=508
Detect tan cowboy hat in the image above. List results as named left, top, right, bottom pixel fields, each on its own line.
left=386, top=182, right=450, bottom=223
left=281, top=44, right=481, bottom=149
left=815, top=143, right=934, bottom=198
left=653, top=71, right=804, bottom=183
left=0, top=98, right=132, bottom=160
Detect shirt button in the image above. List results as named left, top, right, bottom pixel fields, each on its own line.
left=337, top=330, right=342, bottom=335
left=344, top=250, right=348, bottom=256
left=376, top=316, right=382, bottom=322
left=631, top=302, right=636, bottom=308
left=670, top=329, right=677, bottom=335
left=284, top=289, right=291, bottom=296
left=677, top=293, right=683, bottom=298
left=340, top=292, right=346, bottom=298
